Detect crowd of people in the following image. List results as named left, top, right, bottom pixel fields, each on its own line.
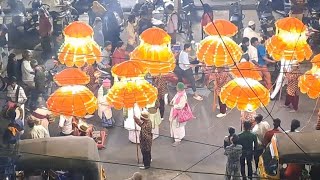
left=0, top=0, right=318, bottom=179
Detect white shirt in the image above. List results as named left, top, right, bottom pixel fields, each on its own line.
left=29, top=125, right=50, bottom=139
left=178, top=51, right=190, bottom=70
left=243, top=27, right=262, bottom=41
left=59, top=115, right=73, bottom=135
left=21, top=60, right=35, bottom=82
left=7, top=84, right=27, bottom=104
left=248, top=45, right=258, bottom=63
left=252, top=121, right=270, bottom=145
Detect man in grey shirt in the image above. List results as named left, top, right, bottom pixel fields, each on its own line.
left=178, top=43, right=203, bottom=101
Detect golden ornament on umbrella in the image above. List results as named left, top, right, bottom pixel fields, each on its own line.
left=265, top=17, right=312, bottom=62
left=130, top=44, right=176, bottom=75
left=196, top=35, right=242, bottom=67
left=106, top=78, right=158, bottom=110
left=58, top=21, right=102, bottom=67
left=220, top=78, right=270, bottom=112
left=203, top=19, right=238, bottom=37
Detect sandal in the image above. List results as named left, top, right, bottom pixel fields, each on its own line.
left=193, top=95, right=203, bottom=101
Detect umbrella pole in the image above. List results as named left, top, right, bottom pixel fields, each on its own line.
left=212, top=89, right=217, bottom=112
left=134, top=122, right=140, bottom=164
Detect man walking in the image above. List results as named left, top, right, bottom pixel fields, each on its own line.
left=178, top=43, right=203, bottom=101
left=134, top=111, right=153, bottom=169
left=238, top=121, right=257, bottom=180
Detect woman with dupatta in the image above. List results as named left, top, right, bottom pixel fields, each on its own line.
left=169, top=82, right=188, bottom=147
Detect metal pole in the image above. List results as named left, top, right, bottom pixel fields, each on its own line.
left=134, top=122, right=140, bottom=164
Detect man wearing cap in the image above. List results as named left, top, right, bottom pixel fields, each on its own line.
left=134, top=111, right=153, bottom=169
left=243, top=21, right=262, bottom=42
left=6, top=77, right=27, bottom=131
left=29, top=96, right=53, bottom=132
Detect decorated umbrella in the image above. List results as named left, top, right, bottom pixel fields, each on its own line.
left=54, top=68, right=90, bottom=86
left=47, top=85, right=97, bottom=117
left=310, top=54, right=320, bottom=67
left=130, top=44, right=176, bottom=75
left=265, top=17, right=312, bottom=62
left=139, top=27, right=171, bottom=45
left=298, top=67, right=320, bottom=99
left=220, top=78, right=270, bottom=112
left=111, top=60, right=147, bottom=78
left=58, top=21, right=102, bottom=67
left=203, top=19, right=238, bottom=37
left=106, top=78, right=158, bottom=110
left=230, top=62, right=262, bottom=80
left=196, top=35, right=242, bottom=67
left=47, top=68, right=98, bottom=117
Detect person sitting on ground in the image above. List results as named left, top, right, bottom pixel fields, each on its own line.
left=27, top=118, right=50, bottom=139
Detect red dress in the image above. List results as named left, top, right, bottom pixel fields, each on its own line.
left=112, top=48, right=127, bottom=66
left=201, top=13, right=213, bottom=27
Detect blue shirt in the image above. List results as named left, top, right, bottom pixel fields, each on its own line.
left=257, top=45, right=267, bottom=66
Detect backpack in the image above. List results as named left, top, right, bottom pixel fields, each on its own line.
left=170, top=12, right=183, bottom=33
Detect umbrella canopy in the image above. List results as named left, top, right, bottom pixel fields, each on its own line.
left=111, top=60, right=147, bottom=78
left=310, top=54, right=320, bottom=67
left=58, top=38, right=102, bottom=67
left=266, top=17, right=312, bottom=62
left=204, top=19, right=238, bottom=37
left=58, top=21, right=102, bottom=67
left=130, top=44, right=176, bottom=75
left=47, top=85, right=97, bottom=117
left=298, top=67, right=320, bottom=99
left=275, top=17, right=306, bottom=32
left=196, top=35, right=242, bottom=67
left=230, top=62, right=262, bottom=80
left=63, top=21, right=94, bottom=38
left=54, top=68, right=90, bottom=86
left=220, top=78, right=270, bottom=112
left=106, top=78, right=158, bottom=110
left=140, top=27, right=171, bottom=45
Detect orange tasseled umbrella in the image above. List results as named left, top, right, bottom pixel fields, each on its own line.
left=47, top=85, right=98, bottom=117
left=58, top=21, right=102, bottom=67
left=196, top=36, right=242, bottom=67
left=130, top=44, right=176, bottom=75
left=230, top=62, right=262, bottom=81
left=106, top=79, right=158, bottom=110
left=265, top=17, right=312, bottom=62
left=140, top=27, right=171, bottom=45
left=204, top=19, right=238, bottom=37
left=220, top=78, right=270, bottom=112
left=298, top=67, right=320, bottom=99
left=111, top=61, right=147, bottom=78
left=54, top=68, right=90, bottom=86
left=310, top=54, right=320, bottom=68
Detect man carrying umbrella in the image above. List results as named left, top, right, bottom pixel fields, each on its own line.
left=134, top=111, right=153, bottom=170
